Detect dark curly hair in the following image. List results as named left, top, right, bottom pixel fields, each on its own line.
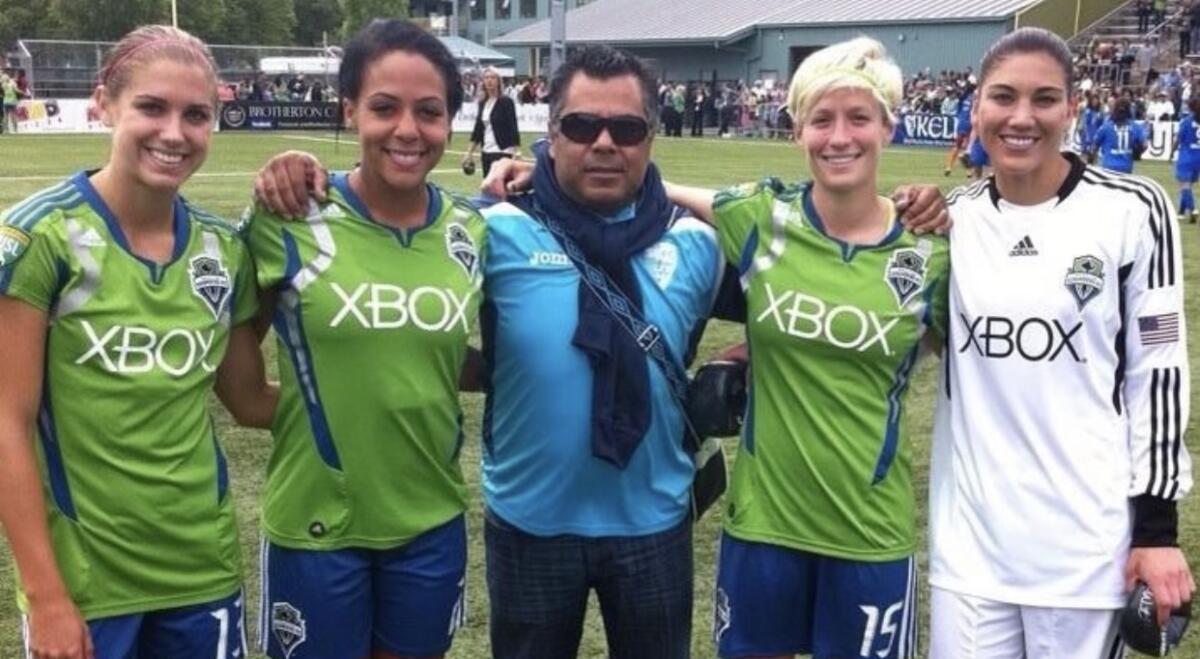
left=339, top=19, right=465, bottom=117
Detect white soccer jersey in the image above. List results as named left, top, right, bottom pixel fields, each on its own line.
left=931, top=154, right=1192, bottom=609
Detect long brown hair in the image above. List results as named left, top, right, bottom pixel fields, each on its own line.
left=98, top=25, right=218, bottom=104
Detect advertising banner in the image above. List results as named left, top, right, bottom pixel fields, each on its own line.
left=219, top=101, right=340, bottom=130
left=892, top=112, right=961, bottom=146
left=891, top=114, right=1180, bottom=164
left=1143, top=120, right=1175, bottom=161
left=15, top=99, right=108, bottom=134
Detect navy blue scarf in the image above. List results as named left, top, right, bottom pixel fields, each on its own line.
left=513, top=141, right=673, bottom=469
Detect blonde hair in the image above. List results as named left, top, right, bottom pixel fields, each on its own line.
left=482, top=66, right=502, bottom=97
left=786, top=37, right=902, bottom=126
left=99, top=25, right=218, bottom=103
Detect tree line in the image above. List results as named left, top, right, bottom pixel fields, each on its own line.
left=0, top=0, right=419, bottom=50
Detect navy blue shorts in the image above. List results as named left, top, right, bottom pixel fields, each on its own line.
left=1176, top=158, right=1200, bottom=183
left=259, top=515, right=467, bottom=659
left=714, top=533, right=918, bottom=659
left=28, top=590, right=247, bottom=659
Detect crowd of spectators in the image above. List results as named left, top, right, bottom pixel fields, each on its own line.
left=219, top=71, right=554, bottom=109
left=898, top=67, right=977, bottom=115
left=1078, top=60, right=1199, bottom=123
left=461, top=70, right=549, bottom=105
left=651, top=79, right=792, bottom=139
left=642, top=71, right=980, bottom=140
left=162, top=2, right=1200, bottom=147
left=219, top=73, right=336, bottom=104
left=1074, top=1, right=1200, bottom=90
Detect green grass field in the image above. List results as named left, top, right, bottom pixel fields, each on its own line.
left=0, top=131, right=1197, bottom=659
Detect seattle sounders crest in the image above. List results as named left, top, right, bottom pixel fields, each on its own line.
left=1064, top=255, right=1104, bottom=310
left=188, top=254, right=232, bottom=319
left=884, top=248, right=928, bottom=308
left=271, top=602, right=307, bottom=658
left=445, top=223, right=479, bottom=280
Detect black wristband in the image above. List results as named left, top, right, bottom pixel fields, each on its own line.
left=1131, top=495, right=1179, bottom=547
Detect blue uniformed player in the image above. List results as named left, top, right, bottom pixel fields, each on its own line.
left=1091, top=97, right=1146, bottom=174
left=1172, top=97, right=1200, bottom=223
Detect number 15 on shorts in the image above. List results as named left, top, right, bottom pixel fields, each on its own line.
left=859, top=601, right=904, bottom=658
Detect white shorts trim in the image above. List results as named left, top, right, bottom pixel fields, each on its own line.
left=257, top=535, right=270, bottom=653
left=21, top=613, right=30, bottom=659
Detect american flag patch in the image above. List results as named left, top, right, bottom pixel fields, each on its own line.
left=1139, top=313, right=1180, bottom=346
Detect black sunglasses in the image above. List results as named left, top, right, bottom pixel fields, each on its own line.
left=558, top=112, right=650, bottom=146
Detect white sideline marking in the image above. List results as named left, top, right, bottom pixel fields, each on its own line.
left=275, top=133, right=471, bottom=155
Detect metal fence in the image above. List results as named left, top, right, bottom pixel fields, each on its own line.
left=15, top=39, right=340, bottom=98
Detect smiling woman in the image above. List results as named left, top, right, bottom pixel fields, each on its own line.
left=0, top=24, right=275, bottom=659
left=628, top=37, right=953, bottom=659
left=238, top=19, right=485, bottom=659
left=931, top=27, right=1195, bottom=659
left=697, top=38, right=949, bottom=659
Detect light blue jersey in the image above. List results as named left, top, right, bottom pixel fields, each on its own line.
left=479, top=202, right=724, bottom=537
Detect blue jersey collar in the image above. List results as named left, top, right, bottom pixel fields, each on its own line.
left=70, top=170, right=190, bottom=281
left=801, top=182, right=903, bottom=261
left=331, top=171, right=442, bottom=236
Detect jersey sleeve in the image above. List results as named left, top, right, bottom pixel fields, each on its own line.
left=1121, top=181, right=1192, bottom=545
left=0, top=217, right=63, bottom=312
left=713, top=179, right=776, bottom=270
left=927, top=245, right=951, bottom=341
left=228, top=237, right=259, bottom=326
left=241, top=203, right=289, bottom=291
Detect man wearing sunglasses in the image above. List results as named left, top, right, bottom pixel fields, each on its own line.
left=475, top=46, right=732, bottom=659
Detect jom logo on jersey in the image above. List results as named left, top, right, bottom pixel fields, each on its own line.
left=1064, top=255, right=1104, bottom=310
left=188, top=254, right=232, bottom=319
left=883, top=248, right=928, bottom=307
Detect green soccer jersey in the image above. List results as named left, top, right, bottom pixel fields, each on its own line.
left=715, top=178, right=949, bottom=561
left=245, top=176, right=485, bottom=550
left=0, top=172, right=256, bottom=619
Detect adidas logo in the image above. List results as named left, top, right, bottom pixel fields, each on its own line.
left=1009, top=235, right=1038, bottom=256
left=78, top=228, right=106, bottom=248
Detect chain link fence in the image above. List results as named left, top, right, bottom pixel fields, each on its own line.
left=16, top=39, right=340, bottom=98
